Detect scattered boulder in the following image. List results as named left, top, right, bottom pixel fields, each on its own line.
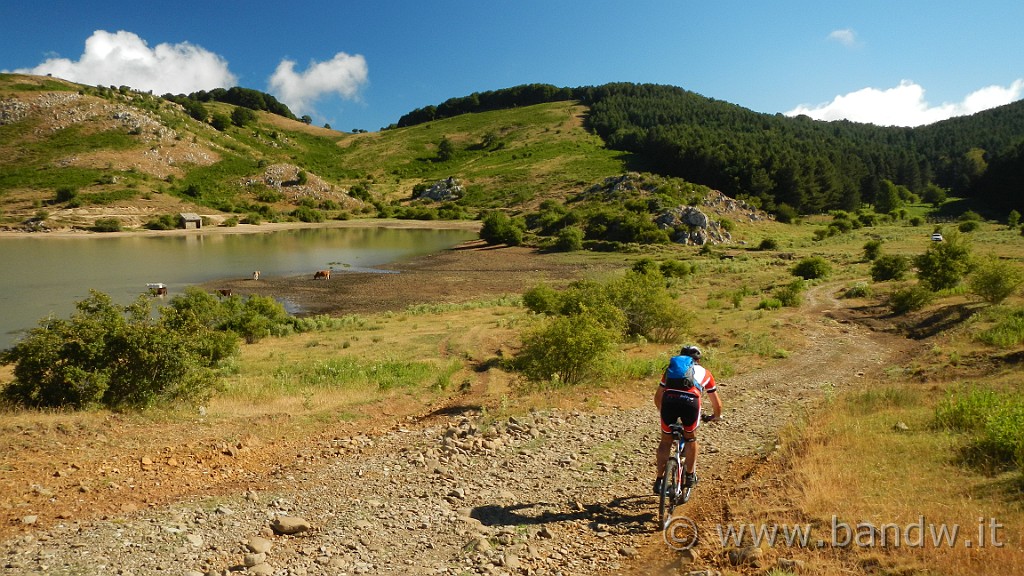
left=269, top=515, right=311, bottom=535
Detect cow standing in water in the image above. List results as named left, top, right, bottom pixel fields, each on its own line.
left=314, top=270, right=331, bottom=280
left=252, top=271, right=261, bottom=281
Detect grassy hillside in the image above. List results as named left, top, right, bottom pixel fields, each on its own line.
left=0, top=73, right=626, bottom=230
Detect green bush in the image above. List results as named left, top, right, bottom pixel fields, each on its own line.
left=757, top=237, right=779, bottom=251
left=914, top=231, right=973, bottom=291
left=791, top=257, right=831, bottom=280
left=480, top=211, right=525, bottom=246
left=607, top=270, right=691, bottom=342
left=553, top=225, right=584, bottom=252
left=92, top=217, right=123, bottom=232
left=843, top=282, right=873, bottom=298
left=968, top=257, right=1024, bottom=305
left=888, top=284, right=935, bottom=314
left=774, top=279, right=806, bottom=307
left=958, top=220, right=980, bottom=233
left=514, top=313, right=616, bottom=387
left=863, top=240, right=883, bottom=261
left=659, top=259, right=695, bottom=278
left=757, top=298, right=782, bottom=310
left=0, top=291, right=233, bottom=410
left=144, top=213, right=179, bottom=230
left=870, top=254, right=910, bottom=282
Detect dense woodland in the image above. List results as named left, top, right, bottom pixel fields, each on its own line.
left=395, top=83, right=1024, bottom=216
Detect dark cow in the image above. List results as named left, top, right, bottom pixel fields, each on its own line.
left=313, top=269, right=331, bottom=280
left=217, top=289, right=232, bottom=297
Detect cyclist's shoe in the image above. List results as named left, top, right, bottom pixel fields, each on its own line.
left=653, top=476, right=664, bottom=495
left=684, top=472, right=698, bottom=488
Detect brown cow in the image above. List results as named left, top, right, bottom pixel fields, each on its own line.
left=313, top=269, right=331, bottom=280
left=217, top=289, right=232, bottom=297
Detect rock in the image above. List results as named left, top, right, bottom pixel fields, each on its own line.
left=243, top=552, right=266, bottom=567
left=247, top=563, right=274, bottom=576
left=893, top=421, right=910, bottom=432
left=270, top=515, right=311, bottom=535
left=185, top=534, right=203, bottom=547
left=245, top=536, right=273, bottom=554
left=727, top=545, right=764, bottom=567
left=618, top=546, right=638, bottom=558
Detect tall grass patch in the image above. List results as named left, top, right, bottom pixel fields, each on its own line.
left=934, top=387, right=1024, bottom=473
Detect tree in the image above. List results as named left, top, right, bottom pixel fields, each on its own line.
left=1008, top=210, right=1021, bottom=229
left=231, top=106, right=257, bottom=127
left=914, top=231, right=974, bottom=291
left=874, top=180, right=904, bottom=214
left=968, top=257, right=1024, bottom=305
left=436, top=137, right=455, bottom=162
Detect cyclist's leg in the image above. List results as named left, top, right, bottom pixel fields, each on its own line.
left=656, top=431, right=672, bottom=477
left=683, top=430, right=698, bottom=474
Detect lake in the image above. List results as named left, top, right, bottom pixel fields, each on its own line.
left=0, top=224, right=477, bottom=350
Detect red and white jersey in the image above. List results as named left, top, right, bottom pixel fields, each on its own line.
left=661, top=363, right=717, bottom=397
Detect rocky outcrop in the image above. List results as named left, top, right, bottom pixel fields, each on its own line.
left=655, top=205, right=731, bottom=246
left=416, top=177, right=464, bottom=201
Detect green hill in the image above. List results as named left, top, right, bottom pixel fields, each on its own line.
left=2, top=74, right=1022, bottom=241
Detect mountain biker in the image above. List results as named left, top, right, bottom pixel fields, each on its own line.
left=653, top=345, right=722, bottom=494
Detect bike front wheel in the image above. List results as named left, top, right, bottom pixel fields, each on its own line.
left=659, top=457, right=679, bottom=528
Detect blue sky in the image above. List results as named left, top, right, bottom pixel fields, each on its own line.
left=3, top=1, right=1022, bottom=131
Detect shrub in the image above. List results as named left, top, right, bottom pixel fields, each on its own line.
left=553, top=226, right=584, bottom=252
left=958, top=220, right=980, bottom=233
left=888, top=284, right=934, bottom=314
left=144, top=213, right=179, bottom=230
left=0, top=291, right=231, bottom=410
left=843, top=282, right=873, bottom=298
left=480, top=211, right=525, bottom=246
left=515, top=313, right=616, bottom=387
left=792, top=257, right=831, bottom=280
left=607, top=271, right=691, bottom=342
left=757, top=298, right=782, bottom=310
left=522, top=284, right=562, bottom=315
left=870, top=254, right=910, bottom=282
left=863, top=240, right=883, bottom=261
left=914, top=231, right=973, bottom=291
left=774, top=279, right=806, bottom=307
left=758, top=237, right=779, bottom=251
left=92, top=217, right=123, bottom=232
left=968, top=257, right=1024, bottom=305
left=55, top=186, right=78, bottom=204
left=659, top=259, right=695, bottom=279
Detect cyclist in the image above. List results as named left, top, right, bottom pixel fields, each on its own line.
left=653, top=345, right=722, bottom=494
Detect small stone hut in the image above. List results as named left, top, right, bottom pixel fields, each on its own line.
left=179, top=213, right=202, bottom=230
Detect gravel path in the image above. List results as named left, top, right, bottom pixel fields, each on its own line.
left=0, top=283, right=899, bottom=575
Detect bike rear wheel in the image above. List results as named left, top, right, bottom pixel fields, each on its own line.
left=659, top=457, right=679, bottom=528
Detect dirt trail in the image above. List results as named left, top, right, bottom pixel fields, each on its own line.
left=0, top=282, right=908, bottom=575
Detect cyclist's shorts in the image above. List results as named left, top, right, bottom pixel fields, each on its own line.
left=660, top=389, right=701, bottom=434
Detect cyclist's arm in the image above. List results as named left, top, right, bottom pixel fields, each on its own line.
left=706, top=388, right=723, bottom=420
left=654, top=384, right=665, bottom=410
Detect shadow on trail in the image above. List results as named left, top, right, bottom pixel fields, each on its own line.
left=471, top=494, right=660, bottom=534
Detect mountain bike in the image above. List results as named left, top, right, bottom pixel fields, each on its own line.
left=659, top=414, right=716, bottom=529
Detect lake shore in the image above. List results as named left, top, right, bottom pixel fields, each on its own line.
left=0, top=217, right=481, bottom=239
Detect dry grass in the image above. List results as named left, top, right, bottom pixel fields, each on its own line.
left=780, top=384, right=1024, bottom=575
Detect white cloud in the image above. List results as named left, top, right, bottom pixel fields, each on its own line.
left=268, top=53, right=369, bottom=117
left=785, top=79, right=1024, bottom=127
left=828, top=28, right=857, bottom=47
left=11, top=30, right=236, bottom=94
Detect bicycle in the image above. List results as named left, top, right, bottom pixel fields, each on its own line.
left=659, top=414, right=716, bottom=529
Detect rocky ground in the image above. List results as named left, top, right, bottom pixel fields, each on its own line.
left=0, top=245, right=909, bottom=576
